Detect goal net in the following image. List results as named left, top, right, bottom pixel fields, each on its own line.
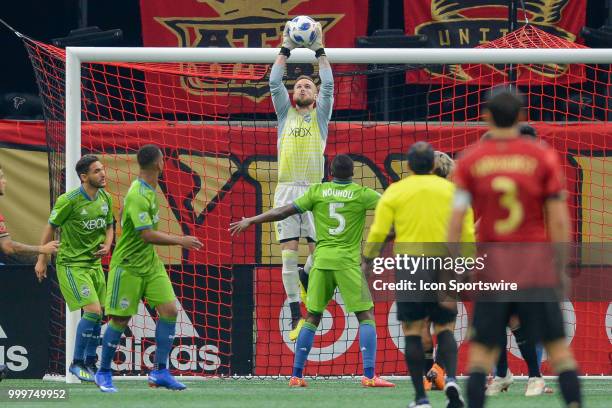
left=22, top=25, right=611, bottom=379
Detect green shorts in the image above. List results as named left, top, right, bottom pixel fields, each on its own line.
left=57, top=264, right=106, bottom=312
left=105, top=260, right=176, bottom=317
left=306, top=265, right=373, bottom=314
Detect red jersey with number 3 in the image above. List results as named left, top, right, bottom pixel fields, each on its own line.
left=454, top=138, right=565, bottom=242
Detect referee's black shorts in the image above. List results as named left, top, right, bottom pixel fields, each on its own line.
left=471, top=301, right=566, bottom=347
left=397, top=301, right=457, bottom=324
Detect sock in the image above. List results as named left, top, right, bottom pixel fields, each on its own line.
left=467, top=370, right=487, bottom=408
left=73, top=312, right=100, bottom=364
left=558, top=370, right=581, bottom=407
left=404, top=335, right=426, bottom=400
left=282, top=249, right=300, bottom=303
left=99, top=320, right=125, bottom=371
left=424, top=347, right=434, bottom=373
left=436, top=330, right=458, bottom=381
left=495, top=331, right=508, bottom=377
left=155, top=316, right=177, bottom=370
left=359, top=320, right=377, bottom=379
left=512, top=326, right=540, bottom=377
left=289, top=302, right=301, bottom=326
left=292, top=322, right=316, bottom=378
left=304, top=254, right=313, bottom=275
left=85, top=319, right=102, bottom=365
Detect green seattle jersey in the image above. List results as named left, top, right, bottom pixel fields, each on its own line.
left=49, top=186, right=113, bottom=265
left=110, top=179, right=160, bottom=273
left=293, top=181, right=381, bottom=270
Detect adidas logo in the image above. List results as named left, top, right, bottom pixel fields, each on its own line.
left=81, top=209, right=88, bottom=216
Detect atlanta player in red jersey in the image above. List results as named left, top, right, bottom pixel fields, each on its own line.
left=448, top=90, right=581, bottom=408
left=0, top=165, right=59, bottom=258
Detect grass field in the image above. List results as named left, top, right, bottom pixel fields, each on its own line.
left=1, top=378, right=609, bottom=407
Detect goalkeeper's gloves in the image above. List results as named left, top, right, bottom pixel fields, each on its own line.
left=280, top=21, right=298, bottom=58
left=308, top=22, right=326, bottom=58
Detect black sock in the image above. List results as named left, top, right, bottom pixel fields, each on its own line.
left=558, top=370, right=581, bottom=407
left=513, top=326, right=541, bottom=377
left=298, top=267, right=309, bottom=292
left=404, top=335, right=426, bottom=400
left=424, top=347, right=434, bottom=373
left=467, top=370, right=487, bottom=408
left=436, top=330, right=458, bottom=380
left=289, top=302, right=301, bottom=326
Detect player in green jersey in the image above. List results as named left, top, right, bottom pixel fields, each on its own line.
left=35, top=155, right=113, bottom=382
left=230, top=155, right=394, bottom=388
left=94, top=145, right=202, bottom=393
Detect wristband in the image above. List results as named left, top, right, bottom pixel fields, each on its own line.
left=315, top=48, right=326, bottom=58
left=279, top=47, right=291, bottom=58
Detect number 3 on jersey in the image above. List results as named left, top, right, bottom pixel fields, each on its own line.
left=328, top=202, right=346, bottom=235
left=491, top=176, right=524, bottom=235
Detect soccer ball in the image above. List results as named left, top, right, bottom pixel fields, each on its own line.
left=289, top=16, right=318, bottom=47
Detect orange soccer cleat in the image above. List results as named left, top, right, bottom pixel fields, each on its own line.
left=289, top=376, right=308, bottom=387
left=426, top=363, right=446, bottom=391
left=361, top=376, right=396, bottom=387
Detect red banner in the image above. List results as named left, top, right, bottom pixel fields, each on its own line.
left=255, top=268, right=612, bottom=376
left=139, top=0, right=368, bottom=114
left=404, top=0, right=587, bottom=83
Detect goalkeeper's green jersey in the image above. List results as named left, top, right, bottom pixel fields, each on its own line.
left=110, top=179, right=161, bottom=273
left=49, top=186, right=113, bottom=265
left=293, top=180, right=381, bottom=270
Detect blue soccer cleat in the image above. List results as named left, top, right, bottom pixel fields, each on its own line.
left=94, top=370, right=117, bottom=393
left=148, top=369, right=187, bottom=391
left=69, top=361, right=94, bottom=382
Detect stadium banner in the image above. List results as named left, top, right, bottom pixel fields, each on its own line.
left=403, top=0, right=587, bottom=83
left=139, top=0, right=368, bottom=114
left=0, top=265, right=50, bottom=379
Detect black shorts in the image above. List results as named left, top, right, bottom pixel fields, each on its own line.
left=471, top=301, right=566, bottom=347
left=397, top=301, right=457, bottom=324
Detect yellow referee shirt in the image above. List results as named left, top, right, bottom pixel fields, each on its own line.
left=365, top=174, right=475, bottom=257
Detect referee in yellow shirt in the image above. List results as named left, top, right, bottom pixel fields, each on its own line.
left=363, top=142, right=474, bottom=408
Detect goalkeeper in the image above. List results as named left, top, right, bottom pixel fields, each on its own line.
left=230, top=155, right=394, bottom=388
left=270, top=20, right=334, bottom=341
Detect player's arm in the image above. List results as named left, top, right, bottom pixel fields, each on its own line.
left=35, top=223, right=57, bottom=282
left=229, top=204, right=298, bottom=236
left=0, top=235, right=59, bottom=257
left=139, top=229, right=202, bottom=250
left=447, top=188, right=471, bottom=242
left=311, top=23, right=334, bottom=130
left=270, top=22, right=296, bottom=121
left=362, top=193, right=394, bottom=277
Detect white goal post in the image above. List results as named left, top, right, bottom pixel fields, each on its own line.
left=63, top=46, right=612, bottom=383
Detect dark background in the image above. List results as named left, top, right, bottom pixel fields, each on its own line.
left=1, top=0, right=608, bottom=96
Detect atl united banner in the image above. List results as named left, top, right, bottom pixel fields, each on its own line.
left=404, top=0, right=587, bottom=83
left=139, top=0, right=368, bottom=114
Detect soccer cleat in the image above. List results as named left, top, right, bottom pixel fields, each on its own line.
left=85, top=362, right=98, bottom=379
left=289, top=318, right=305, bottom=342
left=485, top=369, right=513, bottom=396
left=525, top=376, right=546, bottom=397
left=423, top=376, right=433, bottom=391
left=361, top=376, right=396, bottom=387
left=288, top=376, right=308, bottom=387
left=408, top=398, right=432, bottom=408
left=444, top=381, right=465, bottom=408
left=426, top=363, right=446, bottom=391
left=94, top=370, right=117, bottom=393
left=148, top=369, right=187, bottom=391
left=69, top=361, right=94, bottom=382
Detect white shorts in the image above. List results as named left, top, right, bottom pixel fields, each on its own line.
left=274, top=183, right=316, bottom=242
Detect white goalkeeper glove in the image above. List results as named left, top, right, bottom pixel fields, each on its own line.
left=280, top=21, right=298, bottom=57
left=307, top=22, right=325, bottom=55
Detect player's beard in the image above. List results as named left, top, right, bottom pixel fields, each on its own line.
left=89, top=179, right=106, bottom=189
left=296, top=96, right=314, bottom=108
